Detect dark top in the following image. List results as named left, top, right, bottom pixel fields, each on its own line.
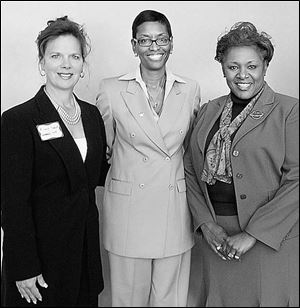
left=1, top=86, right=109, bottom=306
left=205, top=92, right=251, bottom=216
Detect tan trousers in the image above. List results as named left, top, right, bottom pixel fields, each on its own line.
left=108, top=250, right=191, bottom=307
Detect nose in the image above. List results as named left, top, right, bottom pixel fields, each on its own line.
left=237, top=68, right=249, bottom=79
left=149, top=41, right=159, bottom=51
left=61, top=56, right=71, bottom=69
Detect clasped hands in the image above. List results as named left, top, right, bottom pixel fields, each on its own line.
left=16, top=274, right=48, bottom=304
left=200, top=222, right=256, bottom=261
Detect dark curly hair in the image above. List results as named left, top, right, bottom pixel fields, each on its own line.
left=36, top=16, right=91, bottom=62
left=132, top=10, right=172, bottom=39
left=215, top=21, right=274, bottom=65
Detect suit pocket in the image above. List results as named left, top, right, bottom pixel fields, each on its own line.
left=108, top=178, right=132, bottom=195
left=177, top=178, right=187, bottom=193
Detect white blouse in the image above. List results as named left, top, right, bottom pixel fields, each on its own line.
left=74, top=137, right=87, bottom=162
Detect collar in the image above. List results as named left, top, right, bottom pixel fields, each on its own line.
left=118, top=66, right=187, bottom=84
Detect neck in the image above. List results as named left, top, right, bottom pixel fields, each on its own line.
left=44, top=85, right=74, bottom=108
left=140, top=66, right=166, bottom=86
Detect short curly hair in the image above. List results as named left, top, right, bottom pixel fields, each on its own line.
left=215, top=21, right=274, bottom=65
left=36, top=16, right=91, bottom=62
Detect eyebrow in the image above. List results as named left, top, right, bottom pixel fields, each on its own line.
left=227, top=60, right=259, bottom=64
left=137, top=33, right=168, bottom=38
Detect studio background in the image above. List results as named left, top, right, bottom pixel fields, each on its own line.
left=1, top=1, right=299, bottom=307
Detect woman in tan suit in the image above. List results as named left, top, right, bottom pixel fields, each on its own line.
left=96, top=10, right=200, bottom=307
left=184, top=21, right=299, bottom=306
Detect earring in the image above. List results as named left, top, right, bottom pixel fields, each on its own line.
left=134, top=53, right=138, bottom=57
left=80, top=72, right=85, bottom=78
left=40, top=70, right=46, bottom=76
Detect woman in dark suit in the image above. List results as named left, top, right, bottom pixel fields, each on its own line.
left=184, top=22, right=299, bottom=306
left=1, top=16, right=108, bottom=306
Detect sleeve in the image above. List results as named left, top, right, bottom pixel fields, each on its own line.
left=183, top=81, right=201, bottom=150
left=245, top=102, right=299, bottom=250
left=96, top=79, right=116, bottom=164
left=94, top=107, right=110, bottom=186
left=184, top=103, right=215, bottom=233
left=1, top=110, right=41, bottom=281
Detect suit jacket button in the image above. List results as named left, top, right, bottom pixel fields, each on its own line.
left=165, top=157, right=170, bottom=161
left=139, top=183, right=145, bottom=189
left=236, top=173, right=243, bottom=179
left=240, top=194, right=247, bottom=199
left=130, top=132, right=136, bottom=137
left=233, top=150, right=239, bottom=157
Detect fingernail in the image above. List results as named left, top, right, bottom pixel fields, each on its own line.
left=27, top=299, right=30, bottom=303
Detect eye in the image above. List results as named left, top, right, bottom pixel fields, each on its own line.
left=72, top=55, right=81, bottom=60
left=139, top=38, right=150, bottom=44
left=248, top=65, right=257, bottom=69
left=157, top=37, right=169, bottom=44
left=228, top=66, right=238, bottom=71
left=51, top=54, right=59, bottom=59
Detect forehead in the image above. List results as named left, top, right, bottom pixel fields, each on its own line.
left=136, top=21, right=168, bottom=37
left=224, top=45, right=264, bottom=62
left=45, top=34, right=81, bottom=52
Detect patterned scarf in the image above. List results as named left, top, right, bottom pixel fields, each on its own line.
left=201, top=86, right=265, bottom=185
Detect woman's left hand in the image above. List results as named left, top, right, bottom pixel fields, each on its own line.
left=221, top=232, right=256, bottom=261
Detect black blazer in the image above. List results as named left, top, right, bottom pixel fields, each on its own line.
left=1, top=86, right=109, bottom=306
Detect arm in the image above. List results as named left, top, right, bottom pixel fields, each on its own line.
left=184, top=104, right=229, bottom=259
left=183, top=81, right=201, bottom=150
left=95, top=106, right=110, bottom=186
left=1, top=110, right=48, bottom=302
left=245, top=102, right=299, bottom=250
left=225, top=102, right=299, bottom=257
left=96, top=79, right=116, bottom=163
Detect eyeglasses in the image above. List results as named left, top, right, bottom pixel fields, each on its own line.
left=134, top=37, right=171, bottom=47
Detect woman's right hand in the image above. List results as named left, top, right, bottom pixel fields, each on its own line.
left=200, top=222, right=229, bottom=260
left=16, top=274, right=48, bottom=304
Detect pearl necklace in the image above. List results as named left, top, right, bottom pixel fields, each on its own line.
left=44, top=88, right=81, bottom=125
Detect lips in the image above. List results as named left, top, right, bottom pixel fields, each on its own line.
left=147, top=54, right=164, bottom=61
left=236, top=82, right=252, bottom=91
left=58, top=73, right=73, bottom=80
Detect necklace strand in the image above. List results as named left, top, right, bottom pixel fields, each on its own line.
left=145, top=74, right=166, bottom=115
left=44, top=88, right=81, bottom=125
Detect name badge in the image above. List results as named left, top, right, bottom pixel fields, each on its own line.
left=36, top=121, right=64, bottom=141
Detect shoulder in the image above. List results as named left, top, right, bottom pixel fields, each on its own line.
left=274, top=92, right=299, bottom=109
left=1, top=96, right=37, bottom=123
left=174, top=73, right=200, bottom=88
left=99, top=74, right=130, bottom=88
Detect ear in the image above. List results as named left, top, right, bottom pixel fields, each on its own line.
left=221, top=65, right=226, bottom=77
left=263, top=60, right=268, bottom=76
left=131, top=39, right=138, bottom=56
left=169, top=37, right=174, bottom=54
left=39, top=59, right=45, bottom=71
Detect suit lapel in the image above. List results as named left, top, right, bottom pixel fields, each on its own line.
left=34, top=87, right=87, bottom=193
left=158, top=82, right=186, bottom=138
left=121, top=80, right=170, bottom=155
left=196, top=98, right=225, bottom=153
left=232, top=85, right=277, bottom=147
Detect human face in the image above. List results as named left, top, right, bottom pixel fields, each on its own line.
left=131, top=21, right=173, bottom=72
left=222, top=45, right=268, bottom=99
left=40, top=34, right=83, bottom=91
